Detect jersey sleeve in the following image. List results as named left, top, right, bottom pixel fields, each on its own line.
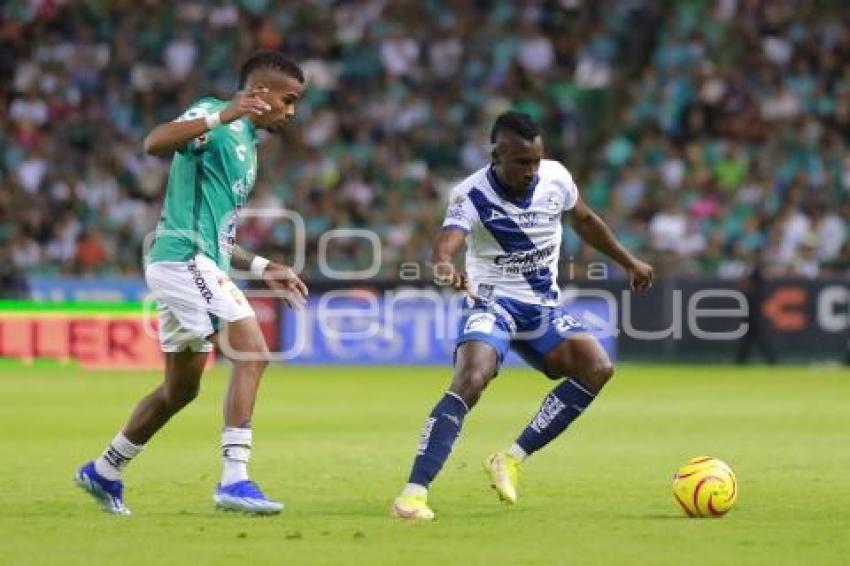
left=173, top=99, right=222, bottom=154
left=553, top=162, right=579, bottom=212
left=562, top=175, right=579, bottom=212
left=441, top=188, right=476, bottom=233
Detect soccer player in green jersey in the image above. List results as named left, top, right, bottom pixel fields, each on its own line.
left=76, top=51, right=308, bottom=515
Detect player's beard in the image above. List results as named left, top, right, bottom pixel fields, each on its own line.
left=266, top=120, right=288, bottom=133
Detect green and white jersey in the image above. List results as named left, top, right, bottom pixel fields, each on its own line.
left=147, top=97, right=258, bottom=272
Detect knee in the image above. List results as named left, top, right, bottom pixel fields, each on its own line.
left=452, top=366, right=493, bottom=408
left=576, top=360, right=614, bottom=392
left=162, top=381, right=200, bottom=411
left=235, top=358, right=269, bottom=379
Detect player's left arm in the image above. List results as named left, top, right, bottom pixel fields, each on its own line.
left=566, top=196, right=654, bottom=292
left=231, top=245, right=308, bottom=309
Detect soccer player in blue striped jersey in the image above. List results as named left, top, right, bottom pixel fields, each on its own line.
left=392, top=111, right=654, bottom=520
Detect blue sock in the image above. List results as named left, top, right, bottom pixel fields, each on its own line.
left=408, top=392, right=469, bottom=487
left=516, top=379, right=595, bottom=456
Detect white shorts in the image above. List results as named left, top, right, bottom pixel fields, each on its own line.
left=145, top=254, right=255, bottom=352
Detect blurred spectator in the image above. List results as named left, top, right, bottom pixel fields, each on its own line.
left=0, top=243, right=29, bottom=298
left=649, top=198, right=687, bottom=253
left=810, top=201, right=846, bottom=262
left=10, top=227, right=41, bottom=270
left=74, top=228, right=109, bottom=273
left=164, top=29, right=198, bottom=81
left=735, top=262, right=777, bottom=365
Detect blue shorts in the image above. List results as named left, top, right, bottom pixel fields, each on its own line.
left=456, top=296, right=588, bottom=377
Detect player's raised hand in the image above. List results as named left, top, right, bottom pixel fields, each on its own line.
left=220, top=87, right=272, bottom=123
left=628, top=259, right=654, bottom=293
left=261, top=262, right=308, bottom=309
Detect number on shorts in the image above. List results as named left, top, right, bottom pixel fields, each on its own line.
left=554, top=314, right=581, bottom=333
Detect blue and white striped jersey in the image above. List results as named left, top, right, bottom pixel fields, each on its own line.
left=442, top=159, right=579, bottom=306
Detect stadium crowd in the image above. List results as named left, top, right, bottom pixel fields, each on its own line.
left=589, top=0, right=850, bottom=280
left=0, top=0, right=847, bottom=289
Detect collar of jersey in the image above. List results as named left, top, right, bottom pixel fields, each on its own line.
left=486, top=165, right=539, bottom=209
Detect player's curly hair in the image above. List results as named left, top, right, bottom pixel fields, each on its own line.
left=490, top=111, right=540, bottom=143
left=239, top=50, right=304, bottom=88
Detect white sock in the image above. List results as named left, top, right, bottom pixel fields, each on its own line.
left=401, top=483, right=427, bottom=497
left=94, top=432, right=144, bottom=481
left=221, top=427, right=252, bottom=486
left=507, top=443, right=528, bottom=462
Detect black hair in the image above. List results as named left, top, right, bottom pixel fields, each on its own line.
left=238, top=50, right=305, bottom=88
left=490, top=111, right=540, bottom=144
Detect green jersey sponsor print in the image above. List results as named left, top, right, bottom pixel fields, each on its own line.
left=147, top=97, right=258, bottom=272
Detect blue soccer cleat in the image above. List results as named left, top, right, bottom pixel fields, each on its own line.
left=74, top=461, right=131, bottom=515
left=214, top=480, right=283, bottom=515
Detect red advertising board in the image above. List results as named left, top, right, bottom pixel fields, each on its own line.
left=0, top=315, right=163, bottom=369
left=0, top=298, right=279, bottom=369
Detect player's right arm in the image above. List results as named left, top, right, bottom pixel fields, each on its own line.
left=431, top=188, right=475, bottom=292
left=142, top=87, right=271, bottom=157
left=431, top=228, right=468, bottom=290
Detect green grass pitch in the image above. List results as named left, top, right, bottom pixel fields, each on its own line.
left=1, top=363, right=848, bottom=565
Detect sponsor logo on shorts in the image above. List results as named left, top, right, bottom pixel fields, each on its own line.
left=464, top=312, right=495, bottom=334
left=187, top=259, right=214, bottom=304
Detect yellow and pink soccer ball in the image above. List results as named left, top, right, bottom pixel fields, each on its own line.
left=672, top=456, right=737, bottom=518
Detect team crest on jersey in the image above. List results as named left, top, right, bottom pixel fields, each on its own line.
left=546, top=193, right=562, bottom=212
left=229, top=120, right=244, bottom=132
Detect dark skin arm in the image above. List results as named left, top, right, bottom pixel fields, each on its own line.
left=430, top=228, right=474, bottom=294
left=232, top=245, right=308, bottom=309
left=567, top=195, right=654, bottom=292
